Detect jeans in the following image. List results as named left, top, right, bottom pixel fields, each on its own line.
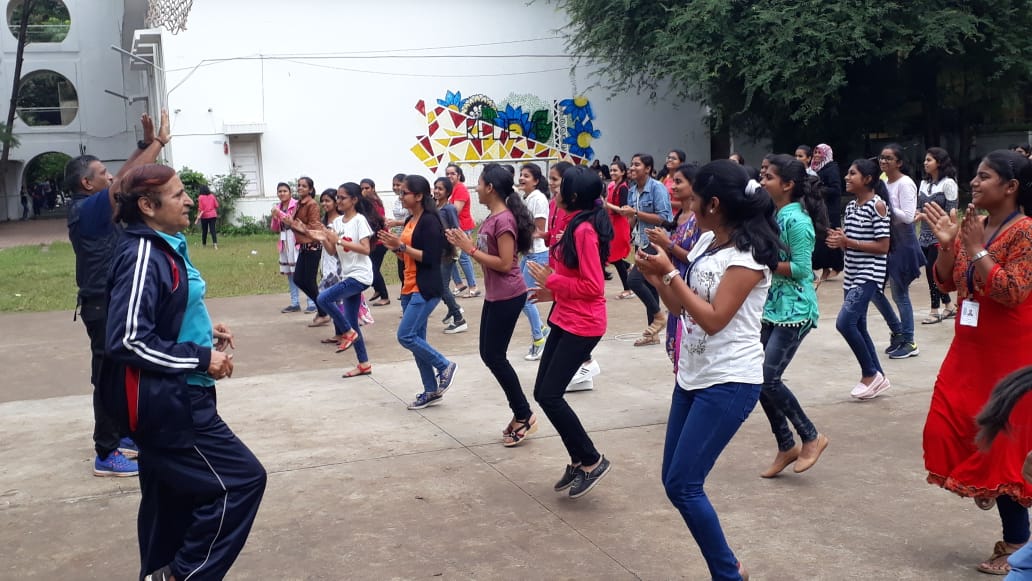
left=481, top=295, right=532, bottom=419
left=662, top=383, right=759, bottom=581
left=921, top=244, right=952, bottom=310
left=316, top=278, right=370, bottom=363
left=287, top=276, right=315, bottom=310
left=293, top=247, right=326, bottom=317
left=451, top=229, right=477, bottom=287
left=398, top=293, right=451, bottom=394
left=871, top=275, right=915, bottom=343
left=439, top=255, right=464, bottom=321
left=520, top=251, right=548, bottom=340
left=836, top=282, right=884, bottom=378
left=611, top=259, right=630, bottom=291
left=370, top=244, right=389, bottom=300
left=200, top=217, right=218, bottom=246
left=759, top=324, right=818, bottom=451
left=629, top=264, right=661, bottom=324
left=533, top=324, right=601, bottom=466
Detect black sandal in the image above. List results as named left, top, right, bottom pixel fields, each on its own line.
left=502, top=416, right=538, bottom=447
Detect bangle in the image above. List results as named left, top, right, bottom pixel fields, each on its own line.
left=971, top=249, right=990, bottom=263
left=470, top=247, right=478, bottom=258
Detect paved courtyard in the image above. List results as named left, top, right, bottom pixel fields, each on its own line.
left=0, top=221, right=1001, bottom=580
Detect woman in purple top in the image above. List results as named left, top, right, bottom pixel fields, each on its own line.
left=446, top=163, right=539, bottom=446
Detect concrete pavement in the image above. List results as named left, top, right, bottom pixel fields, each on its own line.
left=0, top=276, right=1000, bottom=580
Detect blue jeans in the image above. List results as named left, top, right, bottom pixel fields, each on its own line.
left=316, top=278, right=369, bottom=363
left=663, top=383, right=760, bottom=581
left=871, top=275, right=915, bottom=342
left=835, top=282, right=884, bottom=378
left=451, top=229, right=477, bottom=287
left=287, top=276, right=315, bottom=310
left=759, top=324, right=818, bottom=451
left=398, top=293, right=451, bottom=394
left=439, top=255, right=463, bottom=321
left=520, top=251, right=548, bottom=340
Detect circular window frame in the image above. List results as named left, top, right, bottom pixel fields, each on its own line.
left=6, top=0, right=71, bottom=44
left=16, top=69, right=78, bottom=127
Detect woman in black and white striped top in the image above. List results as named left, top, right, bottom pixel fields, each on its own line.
left=826, top=158, right=892, bottom=400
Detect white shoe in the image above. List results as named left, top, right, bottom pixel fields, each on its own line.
left=568, top=360, right=600, bottom=387
left=566, top=379, right=594, bottom=392
left=859, top=374, right=891, bottom=400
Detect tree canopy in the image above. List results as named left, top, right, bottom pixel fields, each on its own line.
left=556, top=0, right=1032, bottom=160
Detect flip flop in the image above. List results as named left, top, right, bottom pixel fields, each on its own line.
left=342, top=364, right=372, bottom=378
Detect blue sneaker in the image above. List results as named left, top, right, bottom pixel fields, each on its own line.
left=94, top=450, right=138, bottom=477
left=437, top=362, right=458, bottom=395
left=118, top=437, right=139, bottom=459
left=407, top=392, right=442, bottom=410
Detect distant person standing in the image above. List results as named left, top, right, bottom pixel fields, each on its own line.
left=66, top=110, right=171, bottom=477
left=20, top=190, right=28, bottom=220
left=195, top=185, right=219, bottom=249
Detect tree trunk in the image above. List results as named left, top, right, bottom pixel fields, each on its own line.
left=0, top=0, right=33, bottom=205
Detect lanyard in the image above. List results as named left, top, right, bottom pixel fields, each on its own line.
left=965, top=210, right=1022, bottom=295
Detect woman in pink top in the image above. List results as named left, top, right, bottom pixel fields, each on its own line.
left=194, top=185, right=219, bottom=249
left=527, top=166, right=614, bottom=499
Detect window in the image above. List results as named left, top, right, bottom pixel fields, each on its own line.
left=16, top=69, right=77, bottom=126
left=7, top=0, right=70, bottom=43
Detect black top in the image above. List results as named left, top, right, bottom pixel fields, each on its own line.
left=406, top=211, right=447, bottom=299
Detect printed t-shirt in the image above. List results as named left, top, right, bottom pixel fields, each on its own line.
left=478, top=210, right=527, bottom=301
left=523, top=190, right=549, bottom=254
left=401, top=218, right=419, bottom=294
left=332, top=214, right=375, bottom=286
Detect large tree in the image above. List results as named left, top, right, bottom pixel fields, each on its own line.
left=556, top=0, right=1032, bottom=168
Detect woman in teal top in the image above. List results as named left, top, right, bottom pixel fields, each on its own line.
left=757, top=155, right=830, bottom=478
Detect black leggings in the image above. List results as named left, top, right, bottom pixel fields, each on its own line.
left=481, top=295, right=531, bottom=419
left=439, top=256, right=463, bottom=320
left=611, top=259, right=630, bottom=291
left=922, top=244, right=952, bottom=310
left=200, top=218, right=218, bottom=246
left=293, top=247, right=325, bottom=316
left=370, top=244, right=389, bottom=300
left=533, top=324, right=601, bottom=466
left=628, top=265, right=661, bottom=324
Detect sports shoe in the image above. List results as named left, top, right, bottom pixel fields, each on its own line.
left=859, top=374, right=891, bottom=400
left=437, top=362, right=458, bottom=394
left=407, top=391, right=442, bottom=410
left=525, top=336, right=546, bottom=361
left=144, top=565, right=173, bottom=581
left=281, top=305, right=301, bottom=313
left=554, top=464, right=581, bottom=492
left=850, top=372, right=887, bottom=399
left=443, top=319, right=468, bottom=334
left=94, top=450, right=138, bottom=477
left=118, top=436, right=139, bottom=459
left=442, top=307, right=465, bottom=326
left=304, top=305, right=318, bottom=314
left=569, top=456, right=612, bottom=499
left=884, top=333, right=905, bottom=355
left=566, top=379, right=594, bottom=392
left=888, top=342, right=920, bottom=359
left=568, top=360, right=601, bottom=386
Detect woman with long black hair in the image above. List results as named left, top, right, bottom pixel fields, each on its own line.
left=275, top=176, right=329, bottom=326
left=527, top=166, right=614, bottom=497
left=378, top=176, right=458, bottom=410
left=635, top=159, right=781, bottom=580
left=517, top=163, right=552, bottom=360
left=756, top=155, right=829, bottom=477
left=447, top=164, right=540, bottom=446
left=432, top=177, right=467, bottom=333
left=606, top=159, right=634, bottom=299
left=917, top=147, right=959, bottom=324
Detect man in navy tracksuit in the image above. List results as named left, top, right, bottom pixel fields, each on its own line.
left=103, top=164, right=265, bottom=581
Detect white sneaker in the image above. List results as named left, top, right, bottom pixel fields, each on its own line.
left=566, top=378, right=594, bottom=392
left=443, top=320, right=468, bottom=334
left=850, top=372, right=887, bottom=399
left=525, top=336, right=546, bottom=361
left=568, top=360, right=600, bottom=386
left=859, top=374, right=891, bottom=400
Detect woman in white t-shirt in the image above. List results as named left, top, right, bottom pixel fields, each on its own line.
left=635, top=160, right=779, bottom=581
left=314, top=182, right=382, bottom=377
left=517, top=163, right=551, bottom=361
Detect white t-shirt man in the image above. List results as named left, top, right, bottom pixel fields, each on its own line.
left=523, top=190, right=549, bottom=255
left=331, top=214, right=375, bottom=286
left=676, top=231, right=771, bottom=391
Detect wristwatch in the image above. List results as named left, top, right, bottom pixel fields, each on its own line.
left=396, top=243, right=408, bottom=254
left=662, top=269, right=680, bottom=286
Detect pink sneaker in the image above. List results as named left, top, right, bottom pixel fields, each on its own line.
left=859, top=373, right=891, bottom=400
left=850, top=372, right=887, bottom=399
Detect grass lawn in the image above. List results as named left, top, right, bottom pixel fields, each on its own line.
left=0, top=233, right=403, bottom=313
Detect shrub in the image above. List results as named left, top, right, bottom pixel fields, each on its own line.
left=210, top=172, right=249, bottom=227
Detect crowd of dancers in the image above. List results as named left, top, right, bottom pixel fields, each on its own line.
left=66, top=111, right=1032, bottom=580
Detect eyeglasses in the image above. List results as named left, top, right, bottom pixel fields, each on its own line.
left=879, top=156, right=898, bottom=162
left=401, top=191, right=416, bottom=197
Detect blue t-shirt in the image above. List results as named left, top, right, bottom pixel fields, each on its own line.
left=156, top=231, right=214, bottom=387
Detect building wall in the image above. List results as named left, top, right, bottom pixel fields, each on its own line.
left=0, top=0, right=144, bottom=221
left=157, top=0, right=712, bottom=221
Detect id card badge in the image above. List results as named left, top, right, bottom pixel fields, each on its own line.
left=960, top=300, right=980, bottom=327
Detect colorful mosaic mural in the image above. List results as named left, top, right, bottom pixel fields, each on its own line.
left=410, top=90, right=601, bottom=173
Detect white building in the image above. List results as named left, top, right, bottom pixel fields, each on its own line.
left=0, top=0, right=152, bottom=221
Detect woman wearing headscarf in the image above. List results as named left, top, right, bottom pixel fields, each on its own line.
left=810, top=143, right=845, bottom=285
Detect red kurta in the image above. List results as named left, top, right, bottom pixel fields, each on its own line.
left=606, top=181, right=631, bottom=263
left=924, top=217, right=1032, bottom=505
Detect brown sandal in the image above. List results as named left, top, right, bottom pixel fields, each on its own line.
left=977, top=540, right=1018, bottom=575
left=502, top=416, right=538, bottom=447
left=634, top=334, right=660, bottom=347
left=342, top=363, right=372, bottom=378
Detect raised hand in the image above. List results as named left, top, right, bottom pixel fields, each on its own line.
left=141, top=113, right=155, bottom=144
left=960, top=204, right=987, bottom=256
left=917, top=201, right=960, bottom=248
left=157, top=109, right=171, bottom=145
